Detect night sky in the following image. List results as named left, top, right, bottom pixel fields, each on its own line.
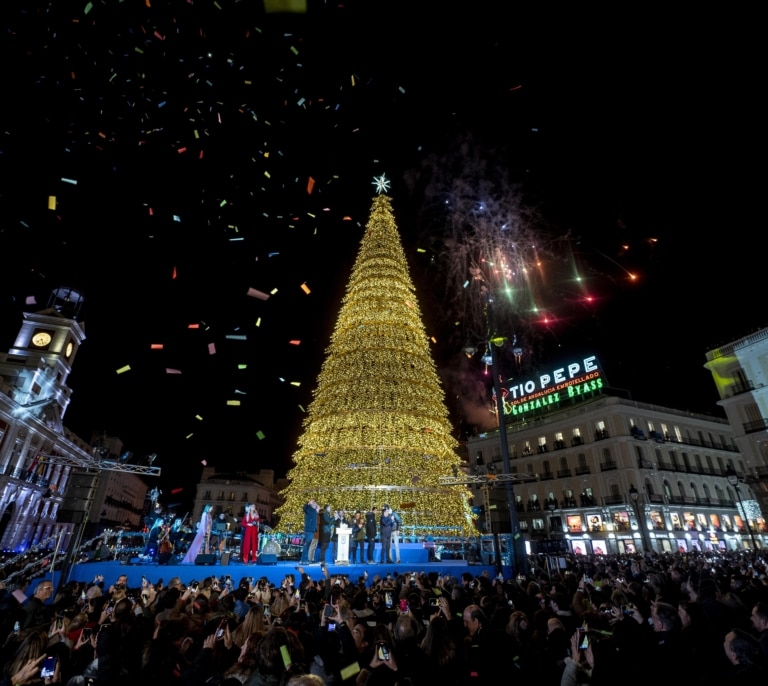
left=0, top=1, right=764, bottom=511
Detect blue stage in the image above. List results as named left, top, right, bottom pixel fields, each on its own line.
left=57, top=558, right=499, bottom=591
left=47, top=540, right=501, bottom=590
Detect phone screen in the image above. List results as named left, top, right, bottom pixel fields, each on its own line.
left=376, top=643, right=390, bottom=661
left=385, top=592, right=393, bottom=609
left=41, top=656, right=57, bottom=678
left=579, top=633, right=589, bottom=650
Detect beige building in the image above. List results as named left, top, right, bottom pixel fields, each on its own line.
left=705, top=327, right=768, bottom=530
left=0, top=290, right=153, bottom=556
left=466, top=354, right=765, bottom=555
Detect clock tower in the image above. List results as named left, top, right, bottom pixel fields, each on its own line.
left=5, top=287, right=86, bottom=420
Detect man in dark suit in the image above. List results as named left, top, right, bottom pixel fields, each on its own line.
left=365, top=506, right=379, bottom=564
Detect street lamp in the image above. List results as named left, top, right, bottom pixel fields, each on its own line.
left=485, top=296, right=528, bottom=576
left=629, top=484, right=651, bottom=553
left=726, top=466, right=758, bottom=550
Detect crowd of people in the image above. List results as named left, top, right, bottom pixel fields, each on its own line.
left=1, top=549, right=768, bottom=686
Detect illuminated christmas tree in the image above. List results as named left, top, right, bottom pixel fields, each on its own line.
left=275, top=182, right=476, bottom=536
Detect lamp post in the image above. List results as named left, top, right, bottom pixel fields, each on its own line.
left=727, top=467, right=758, bottom=550
left=629, top=484, right=651, bottom=553
left=485, top=295, right=528, bottom=576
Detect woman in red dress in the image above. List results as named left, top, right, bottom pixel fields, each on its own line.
left=241, top=503, right=260, bottom=564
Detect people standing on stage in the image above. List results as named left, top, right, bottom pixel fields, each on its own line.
left=331, top=509, right=350, bottom=562
left=365, top=506, right=379, bottom=564
left=390, top=505, right=403, bottom=563
left=318, top=504, right=334, bottom=564
left=241, top=503, right=261, bottom=564
left=301, top=499, right=320, bottom=564
left=379, top=504, right=395, bottom=564
left=350, top=510, right=365, bottom=564
left=182, top=503, right=212, bottom=563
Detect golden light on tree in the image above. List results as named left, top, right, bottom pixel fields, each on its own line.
left=275, top=190, right=476, bottom=536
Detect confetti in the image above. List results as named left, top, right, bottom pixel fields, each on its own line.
left=247, top=288, right=270, bottom=300
left=116, top=365, right=131, bottom=374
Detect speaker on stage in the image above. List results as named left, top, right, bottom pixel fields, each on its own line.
left=258, top=554, right=277, bottom=565
left=220, top=551, right=231, bottom=566
left=195, top=554, right=216, bottom=565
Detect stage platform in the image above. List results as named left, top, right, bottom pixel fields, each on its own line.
left=57, top=556, right=502, bottom=591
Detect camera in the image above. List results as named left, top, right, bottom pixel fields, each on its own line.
left=376, top=643, right=390, bottom=661
left=216, top=620, right=227, bottom=638
left=41, top=656, right=58, bottom=678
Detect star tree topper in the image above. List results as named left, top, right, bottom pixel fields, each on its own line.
left=372, top=174, right=391, bottom=195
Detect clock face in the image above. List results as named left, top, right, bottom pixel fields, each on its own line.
left=31, top=331, right=53, bottom=348
left=65, top=341, right=74, bottom=357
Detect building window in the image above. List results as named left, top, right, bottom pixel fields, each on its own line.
left=229, top=491, right=236, bottom=502
left=595, top=421, right=608, bottom=440
left=572, top=428, right=583, bottom=445
left=538, top=437, right=548, bottom=453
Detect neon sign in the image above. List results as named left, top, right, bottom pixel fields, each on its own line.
left=498, top=355, right=605, bottom=419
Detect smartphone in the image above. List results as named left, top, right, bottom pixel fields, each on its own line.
left=82, top=628, right=92, bottom=640
left=327, top=622, right=337, bottom=631
left=41, top=656, right=58, bottom=678
left=399, top=599, right=409, bottom=613
left=579, top=633, right=590, bottom=650
left=216, top=620, right=226, bottom=638
left=429, top=598, right=440, bottom=607
left=376, top=643, right=390, bottom=661
left=263, top=605, right=271, bottom=618
left=323, top=604, right=335, bottom=618
left=621, top=605, right=633, bottom=616
left=385, top=592, right=393, bottom=609
left=55, top=617, right=64, bottom=631
left=191, top=582, right=199, bottom=592
left=294, top=589, right=301, bottom=599
left=13, top=621, right=20, bottom=634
